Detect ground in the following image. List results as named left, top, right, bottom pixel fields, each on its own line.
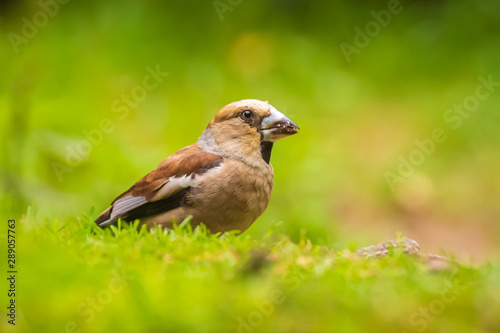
left=2, top=213, right=499, bottom=333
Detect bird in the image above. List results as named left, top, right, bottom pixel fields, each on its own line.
left=95, top=99, right=299, bottom=234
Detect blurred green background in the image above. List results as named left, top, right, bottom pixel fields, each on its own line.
left=1, top=0, right=500, bottom=261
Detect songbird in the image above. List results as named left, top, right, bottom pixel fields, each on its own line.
left=95, top=99, right=299, bottom=233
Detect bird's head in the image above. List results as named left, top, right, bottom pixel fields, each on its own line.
left=198, top=99, right=299, bottom=165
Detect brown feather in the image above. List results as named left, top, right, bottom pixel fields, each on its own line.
left=96, top=98, right=296, bottom=233
left=95, top=145, right=222, bottom=226
left=113, top=145, right=222, bottom=202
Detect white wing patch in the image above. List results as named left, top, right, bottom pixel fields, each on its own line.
left=110, top=195, right=148, bottom=220
left=150, top=174, right=198, bottom=201
left=97, top=195, right=148, bottom=227
left=98, top=165, right=223, bottom=227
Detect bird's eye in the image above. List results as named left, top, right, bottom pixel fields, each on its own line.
left=240, top=110, right=254, bottom=121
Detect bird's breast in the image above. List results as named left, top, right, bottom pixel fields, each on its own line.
left=187, top=160, right=274, bottom=233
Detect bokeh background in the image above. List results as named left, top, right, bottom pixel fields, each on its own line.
left=1, top=0, right=500, bottom=261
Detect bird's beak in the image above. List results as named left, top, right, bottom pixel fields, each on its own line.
left=260, top=107, right=300, bottom=142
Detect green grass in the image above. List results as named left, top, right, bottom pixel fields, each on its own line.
left=2, top=1, right=500, bottom=332
left=2, top=212, right=499, bottom=333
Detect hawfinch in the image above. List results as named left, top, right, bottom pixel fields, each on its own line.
left=95, top=99, right=299, bottom=233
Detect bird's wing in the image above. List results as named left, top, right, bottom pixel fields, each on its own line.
left=95, top=144, right=223, bottom=227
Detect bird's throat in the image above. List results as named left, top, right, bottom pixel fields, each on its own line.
left=260, top=142, right=274, bottom=164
